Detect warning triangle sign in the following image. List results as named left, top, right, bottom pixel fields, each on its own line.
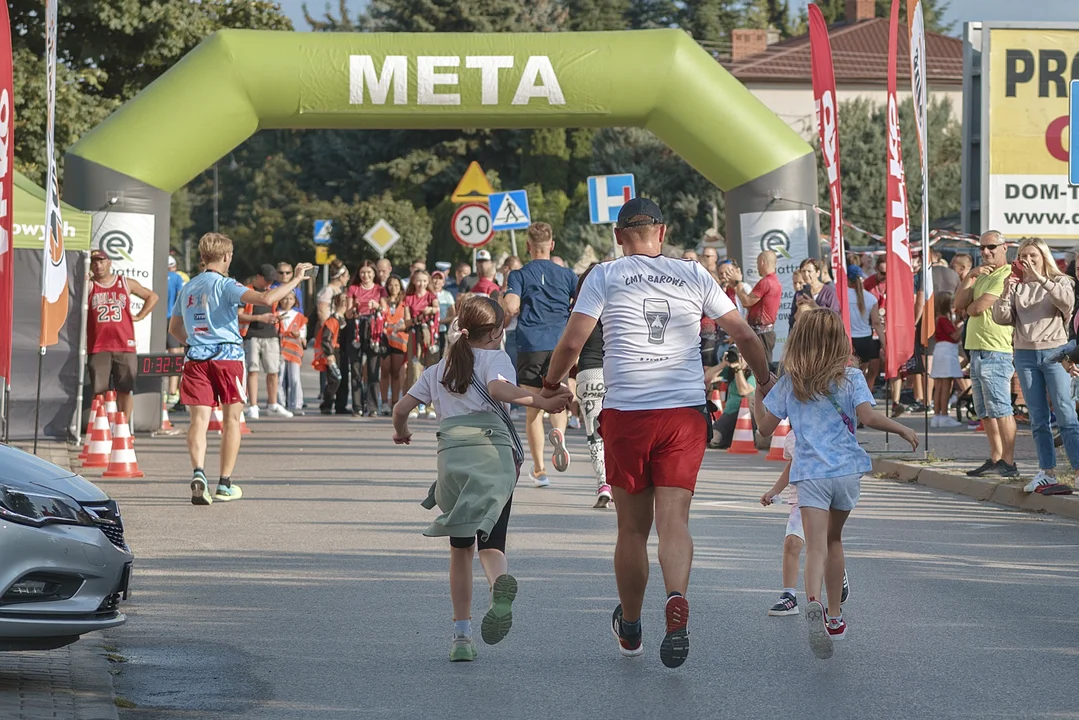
left=451, top=161, right=495, bottom=204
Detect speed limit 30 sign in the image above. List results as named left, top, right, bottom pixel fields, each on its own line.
left=451, top=203, right=494, bottom=248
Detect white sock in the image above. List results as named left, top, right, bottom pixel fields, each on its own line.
left=783, top=587, right=797, bottom=597
left=454, top=619, right=471, bottom=637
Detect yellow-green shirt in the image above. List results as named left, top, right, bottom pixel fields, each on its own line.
left=965, top=264, right=1013, bottom=353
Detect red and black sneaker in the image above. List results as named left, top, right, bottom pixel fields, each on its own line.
left=660, top=594, right=690, bottom=668
left=611, top=604, right=643, bottom=657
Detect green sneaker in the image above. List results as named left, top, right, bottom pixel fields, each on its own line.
left=481, top=574, right=518, bottom=645
left=449, top=634, right=477, bottom=662
left=214, top=484, right=243, bottom=502
left=191, top=472, right=212, bottom=506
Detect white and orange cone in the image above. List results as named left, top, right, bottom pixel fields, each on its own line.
left=207, top=405, right=223, bottom=433
left=81, top=405, right=114, bottom=468
left=79, top=396, right=103, bottom=461
left=102, top=412, right=144, bottom=478
left=709, top=387, right=723, bottom=423
left=727, top=397, right=759, bottom=455
left=160, top=397, right=174, bottom=431
left=766, top=418, right=791, bottom=462
left=238, top=408, right=251, bottom=435
left=104, top=390, right=119, bottom=432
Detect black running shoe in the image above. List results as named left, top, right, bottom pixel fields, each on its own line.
left=610, top=604, right=643, bottom=657
left=768, top=592, right=798, bottom=616
left=984, top=460, right=1019, bottom=478
left=966, top=459, right=997, bottom=477
left=660, top=595, right=690, bottom=668
left=841, top=570, right=850, bottom=605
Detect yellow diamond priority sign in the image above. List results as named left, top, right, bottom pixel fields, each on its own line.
left=451, top=161, right=495, bottom=204
left=364, top=219, right=401, bottom=257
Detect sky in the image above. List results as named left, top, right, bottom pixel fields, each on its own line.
left=280, top=0, right=1078, bottom=33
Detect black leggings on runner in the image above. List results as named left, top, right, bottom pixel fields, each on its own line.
left=349, top=344, right=382, bottom=413
left=450, top=496, right=512, bottom=552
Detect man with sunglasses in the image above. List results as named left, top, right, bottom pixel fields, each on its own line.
left=953, top=230, right=1018, bottom=478
left=272, top=263, right=304, bottom=312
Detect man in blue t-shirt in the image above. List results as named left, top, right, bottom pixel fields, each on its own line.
left=165, top=256, right=188, bottom=404
left=168, top=232, right=312, bottom=507
left=503, top=222, right=579, bottom=488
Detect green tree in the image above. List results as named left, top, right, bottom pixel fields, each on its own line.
left=797, top=0, right=952, bottom=35
left=626, top=0, right=680, bottom=28
left=566, top=0, right=631, bottom=31
left=815, top=97, right=961, bottom=247
left=680, top=0, right=740, bottom=44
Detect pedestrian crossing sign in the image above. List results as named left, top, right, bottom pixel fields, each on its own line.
left=313, top=219, right=333, bottom=245
left=450, top=161, right=495, bottom=204
left=489, top=190, right=531, bottom=231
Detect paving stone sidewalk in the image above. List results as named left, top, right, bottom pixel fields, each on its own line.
left=1, top=440, right=120, bottom=720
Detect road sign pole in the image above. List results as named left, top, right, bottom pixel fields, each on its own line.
left=510, top=229, right=518, bottom=257
left=472, top=247, right=477, bottom=274
left=322, top=263, right=328, bottom=287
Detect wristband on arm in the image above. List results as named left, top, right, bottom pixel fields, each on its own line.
left=541, top=376, right=562, bottom=391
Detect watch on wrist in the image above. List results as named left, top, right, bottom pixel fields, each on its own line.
left=541, top=376, right=562, bottom=391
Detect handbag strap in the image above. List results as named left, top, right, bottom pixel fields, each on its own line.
left=472, top=372, right=525, bottom=466
left=827, top=394, right=857, bottom=436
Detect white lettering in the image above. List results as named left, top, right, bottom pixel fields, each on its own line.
left=466, top=56, right=514, bottom=105
left=349, top=55, right=407, bottom=105
left=886, top=96, right=912, bottom=266
left=417, top=56, right=460, bottom=105
left=511, top=56, right=565, bottom=105
left=821, top=91, right=838, bottom=187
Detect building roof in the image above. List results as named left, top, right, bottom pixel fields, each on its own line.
left=722, top=18, right=963, bottom=85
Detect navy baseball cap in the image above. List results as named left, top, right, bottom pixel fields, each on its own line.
left=616, top=198, right=664, bottom=228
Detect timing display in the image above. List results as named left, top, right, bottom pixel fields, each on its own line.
left=137, top=354, right=185, bottom=377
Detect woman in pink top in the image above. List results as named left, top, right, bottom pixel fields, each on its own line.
left=404, top=270, right=441, bottom=418
left=346, top=261, right=389, bottom=415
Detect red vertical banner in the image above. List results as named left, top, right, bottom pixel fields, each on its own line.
left=40, top=0, right=68, bottom=347
left=808, top=3, right=849, bottom=336
left=885, top=0, right=915, bottom=378
left=0, top=1, right=12, bottom=381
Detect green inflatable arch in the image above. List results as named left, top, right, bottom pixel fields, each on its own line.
left=64, top=28, right=818, bottom=355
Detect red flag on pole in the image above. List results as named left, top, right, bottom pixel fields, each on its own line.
left=885, top=0, right=915, bottom=378
left=808, top=3, right=849, bottom=337
left=0, top=1, right=12, bottom=381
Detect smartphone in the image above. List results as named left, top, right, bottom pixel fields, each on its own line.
left=1010, top=260, right=1024, bottom=282
left=302, top=266, right=317, bottom=280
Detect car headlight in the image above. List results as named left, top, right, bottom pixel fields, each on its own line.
left=0, top=484, right=94, bottom=527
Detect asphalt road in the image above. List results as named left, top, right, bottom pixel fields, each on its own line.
left=92, top=414, right=1079, bottom=720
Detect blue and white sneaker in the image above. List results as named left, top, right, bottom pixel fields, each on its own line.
left=191, top=471, right=212, bottom=506
left=214, top=484, right=243, bottom=502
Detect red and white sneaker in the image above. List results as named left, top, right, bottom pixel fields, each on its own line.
left=826, top=615, right=847, bottom=640
left=805, top=600, right=834, bottom=659
left=611, top=604, right=643, bottom=657
left=549, top=428, right=571, bottom=472
left=660, top=594, right=690, bottom=668
left=594, top=484, right=613, bottom=508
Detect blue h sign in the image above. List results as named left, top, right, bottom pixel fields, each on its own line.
left=1071, top=80, right=1079, bottom=186
left=587, top=174, right=636, bottom=224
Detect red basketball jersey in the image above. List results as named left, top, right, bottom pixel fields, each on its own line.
left=88, top=275, right=137, bottom=353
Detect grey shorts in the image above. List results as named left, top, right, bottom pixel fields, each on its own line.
left=793, top=473, right=862, bottom=512
left=243, top=336, right=281, bottom=374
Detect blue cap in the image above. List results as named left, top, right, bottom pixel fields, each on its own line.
left=846, top=264, right=865, bottom=279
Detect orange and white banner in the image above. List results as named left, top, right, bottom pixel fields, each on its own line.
left=40, top=0, right=67, bottom=347
left=908, top=0, right=932, bottom=347
left=0, top=0, right=13, bottom=379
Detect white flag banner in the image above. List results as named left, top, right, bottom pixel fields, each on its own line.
left=40, top=0, right=68, bottom=347
left=908, top=0, right=932, bottom=345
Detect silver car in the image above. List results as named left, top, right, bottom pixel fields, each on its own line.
left=0, top=443, right=132, bottom=650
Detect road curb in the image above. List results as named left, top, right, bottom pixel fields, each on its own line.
left=872, top=458, right=1079, bottom=521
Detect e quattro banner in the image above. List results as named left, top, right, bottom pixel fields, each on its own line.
left=92, top=212, right=155, bottom=353
left=739, top=210, right=809, bottom=363
left=985, top=28, right=1079, bottom=240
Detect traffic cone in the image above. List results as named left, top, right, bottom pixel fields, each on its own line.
left=79, top=396, right=103, bottom=460
left=766, top=418, right=791, bottom=461
left=81, top=405, right=114, bottom=468
left=102, top=413, right=144, bottom=478
left=208, top=405, right=223, bottom=433
left=160, top=397, right=174, bottom=431
left=709, top=388, right=723, bottom=422
left=719, top=381, right=728, bottom=407
left=104, top=391, right=119, bottom=432
left=238, top=409, right=252, bottom=435
left=727, top=397, right=759, bottom=455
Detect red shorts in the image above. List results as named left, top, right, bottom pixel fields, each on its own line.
left=598, top=407, right=708, bottom=495
left=180, top=359, right=247, bottom=407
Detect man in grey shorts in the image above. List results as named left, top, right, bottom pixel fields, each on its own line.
left=241, top=264, right=293, bottom=419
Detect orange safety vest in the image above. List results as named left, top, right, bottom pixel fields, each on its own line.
left=384, top=301, right=408, bottom=353
left=312, top=316, right=340, bottom=371
left=279, top=313, right=307, bottom=365
left=239, top=285, right=278, bottom=338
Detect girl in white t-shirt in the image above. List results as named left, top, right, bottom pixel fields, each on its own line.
left=391, top=296, right=571, bottom=662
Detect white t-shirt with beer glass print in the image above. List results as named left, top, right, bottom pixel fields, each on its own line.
left=573, top=256, right=737, bottom=411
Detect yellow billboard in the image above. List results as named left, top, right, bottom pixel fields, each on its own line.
left=986, top=28, right=1079, bottom=240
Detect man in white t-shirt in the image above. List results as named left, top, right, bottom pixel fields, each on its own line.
left=540, top=198, right=773, bottom=669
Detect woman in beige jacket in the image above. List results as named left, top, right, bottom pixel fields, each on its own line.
left=993, top=238, right=1079, bottom=491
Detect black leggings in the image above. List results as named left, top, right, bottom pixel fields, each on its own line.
left=349, top=344, right=382, bottom=413
left=450, top=496, right=512, bottom=552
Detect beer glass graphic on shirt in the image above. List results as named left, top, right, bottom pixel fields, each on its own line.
left=643, top=298, right=671, bottom=345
